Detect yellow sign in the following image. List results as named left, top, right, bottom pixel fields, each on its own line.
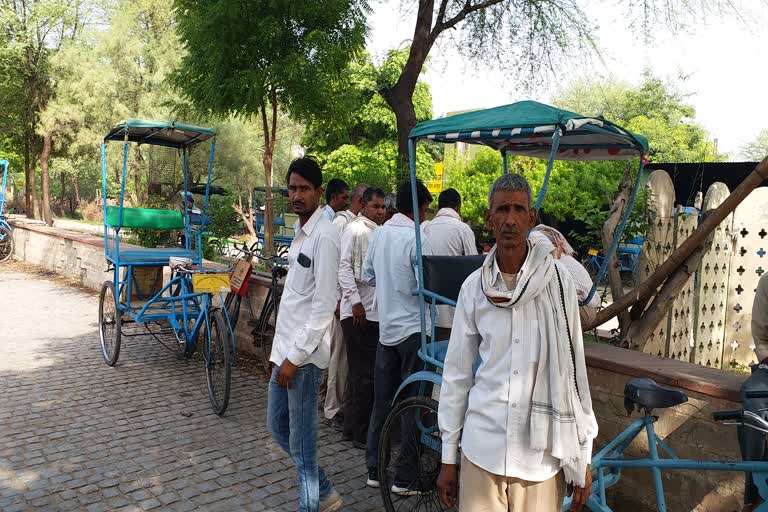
left=192, top=273, right=231, bottom=294
left=434, top=162, right=444, bottom=180
left=427, top=180, right=442, bottom=194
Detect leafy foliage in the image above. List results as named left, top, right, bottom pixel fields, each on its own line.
left=740, top=129, right=768, bottom=161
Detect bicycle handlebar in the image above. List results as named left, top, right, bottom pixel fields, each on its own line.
left=746, top=390, right=768, bottom=399
left=712, top=410, right=742, bottom=422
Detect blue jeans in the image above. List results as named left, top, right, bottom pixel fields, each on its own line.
left=268, top=364, right=333, bottom=512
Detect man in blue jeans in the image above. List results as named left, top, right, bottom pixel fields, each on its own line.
left=268, top=157, right=342, bottom=512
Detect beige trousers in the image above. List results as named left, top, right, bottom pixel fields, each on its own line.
left=323, top=317, right=348, bottom=419
left=459, top=454, right=565, bottom=512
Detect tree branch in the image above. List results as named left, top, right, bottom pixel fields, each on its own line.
left=432, top=0, right=505, bottom=40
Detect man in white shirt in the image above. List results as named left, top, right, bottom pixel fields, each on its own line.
left=338, top=187, right=386, bottom=448
left=436, top=174, right=597, bottom=512
left=267, top=158, right=342, bottom=512
left=422, top=188, right=478, bottom=340
left=324, top=183, right=369, bottom=427
left=322, top=178, right=349, bottom=221
left=362, top=180, right=433, bottom=490
left=528, top=224, right=602, bottom=325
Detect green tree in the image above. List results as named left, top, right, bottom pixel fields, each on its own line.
left=379, top=0, right=737, bottom=173
left=174, top=0, right=368, bottom=252
left=740, top=129, right=768, bottom=161
left=303, top=48, right=435, bottom=190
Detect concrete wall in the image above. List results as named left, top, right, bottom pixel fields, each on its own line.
left=9, top=221, right=753, bottom=511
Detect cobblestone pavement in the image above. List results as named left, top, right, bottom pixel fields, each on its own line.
left=0, top=266, right=382, bottom=511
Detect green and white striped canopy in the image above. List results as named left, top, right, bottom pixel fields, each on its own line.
left=410, top=101, right=648, bottom=161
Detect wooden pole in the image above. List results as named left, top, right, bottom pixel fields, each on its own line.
left=584, top=156, right=768, bottom=331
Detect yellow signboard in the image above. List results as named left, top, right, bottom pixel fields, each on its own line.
left=192, top=273, right=231, bottom=294
left=427, top=180, right=442, bottom=194
left=434, top=162, right=444, bottom=180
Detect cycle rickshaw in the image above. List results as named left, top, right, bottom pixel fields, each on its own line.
left=377, top=101, right=768, bottom=511
left=0, top=159, right=13, bottom=263
left=253, top=186, right=294, bottom=260
left=99, top=119, right=235, bottom=415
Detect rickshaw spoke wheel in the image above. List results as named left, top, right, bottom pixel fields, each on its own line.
left=99, top=281, right=122, bottom=366
left=254, top=300, right=277, bottom=376
left=0, top=226, right=14, bottom=263
left=379, top=396, right=455, bottom=512
left=205, top=308, right=232, bottom=416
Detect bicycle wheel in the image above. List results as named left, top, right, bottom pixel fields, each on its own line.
left=205, top=308, right=232, bottom=416
left=379, top=396, right=454, bottom=512
left=99, top=281, right=122, bottom=366
left=224, top=292, right=241, bottom=332
left=253, top=298, right=277, bottom=376
left=0, top=226, right=14, bottom=263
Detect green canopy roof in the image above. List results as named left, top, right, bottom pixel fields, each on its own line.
left=410, top=101, right=649, bottom=161
left=103, top=119, right=215, bottom=148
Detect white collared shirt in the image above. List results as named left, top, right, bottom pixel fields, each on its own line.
left=338, top=219, right=378, bottom=321
left=438, top=257, right=591, bottom=482
left=332, top=210, right=357, bottom=232
left=271, top=207, right=340, bottom=368
left=322, top=204, right=336, bottom=221
left=422, top=208, right=478, bottom=328
left=362, top=213, right=431, bottom=345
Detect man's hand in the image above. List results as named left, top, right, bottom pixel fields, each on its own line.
left=335, top=301, right=341, bottom=319
left=436, top=464, right=458, bottom=508
left=566, top=465, right=592, bottom=511
left=276, top=360, right=299, bottom=387
left=352, top=303, right=367, bottom=329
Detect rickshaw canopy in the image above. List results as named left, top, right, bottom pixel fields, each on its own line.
left=409, top=100, right=648, bottom=160
left=104, top=119, right=216, bottom=148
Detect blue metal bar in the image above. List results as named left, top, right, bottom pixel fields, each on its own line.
left=418, top=288, right=457, bottom=307
left=0, top=160, right=8, bottom=215
left=600, top=458, right=768, bottom=472
left=645, top=416, right=667, bottom=511
left=582, top=158, right=646, bottom=306
left=655, top=434, right=679, bottom=459
left=182, top=148, right=190, bottom=251
left=408, top=138, right=429, bottom=369
left=100, top=144, right=109, bottom=256
left=392, top=370, right=443, bottom=404
left=502, top=149, right=509, bottom=175
left=591, top=418, right=646, bottom=462
left=534, top=126, right=562, bottom=212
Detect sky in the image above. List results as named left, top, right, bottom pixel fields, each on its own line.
left=366, top=0, right=768, bottom=160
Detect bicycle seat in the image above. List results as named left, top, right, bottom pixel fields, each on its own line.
left=624, top=378, right=688, bottom=413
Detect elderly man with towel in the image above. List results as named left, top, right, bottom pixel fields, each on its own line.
left=436, top=173, right=597, bottom=512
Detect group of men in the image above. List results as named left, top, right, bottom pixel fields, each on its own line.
left=267, top=156, right=597, bottom=512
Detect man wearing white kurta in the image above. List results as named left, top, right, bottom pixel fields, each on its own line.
left=437, top=174, right=597, bottom=512
left=422, top=188, right=477, bottom=340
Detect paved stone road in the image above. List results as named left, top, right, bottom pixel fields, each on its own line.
left=0, top=266, right=382, bottom=511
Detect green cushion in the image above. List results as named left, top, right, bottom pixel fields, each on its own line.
left=105, top=206, right=184, bottom=230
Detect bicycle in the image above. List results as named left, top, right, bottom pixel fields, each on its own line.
left=560, top=378, right=768, bottom=511
left=221, top=242, right=287, bottom=376
left=0, top=159, right=13, bottom=263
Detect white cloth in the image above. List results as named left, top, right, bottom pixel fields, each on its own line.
left=438, top=241, right=597, bottom=487
left=362, top=213, right=431, bottom=345
left=270, top=207, right=340, bottom=368
left=529, top=229, right=600, bottom=308
left=332, top=210, right=357, bottom=232
left=422, top=208, right=478, bottom=328
left=339, top=217, right=378, bottom=321
left=322, top=204, right=336, bottom=221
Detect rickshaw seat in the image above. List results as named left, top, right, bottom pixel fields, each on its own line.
left=111, top=247, right=197, bottom=265
left=422, top=255, right=485, bottom=303
left=106, top=206, right=184, bottom=230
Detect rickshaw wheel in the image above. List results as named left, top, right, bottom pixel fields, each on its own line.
left=0, top=226, right=14, bottom=263
left=253, top=300, right=277, bottom=377
left=205, top=308, right=232, bottom=416
left=379, top=396, right=455, bottom=512
left=99, top=281, right=122, bottom=366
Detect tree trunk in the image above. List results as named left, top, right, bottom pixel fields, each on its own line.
left=60, top=172, right=67, bottom=215
left=601, top=167, right=633, bottom=335
left=381, top=0, right=435, bottom=178
left=234, top=193, right=258, bottom=240
left=73, top=176, right=81, bottom=206
left=260, top=92, right=278, bottom=257
left=584, top=156, right=768, bottom=330
left=40, top=133, right=53, bottom=226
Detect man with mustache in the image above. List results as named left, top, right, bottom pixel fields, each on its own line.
left=436, top=174, right=597, bottom=512
left=268, top=157, right=343, bottom=512
left=337, top=187, right=387, bottom=448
